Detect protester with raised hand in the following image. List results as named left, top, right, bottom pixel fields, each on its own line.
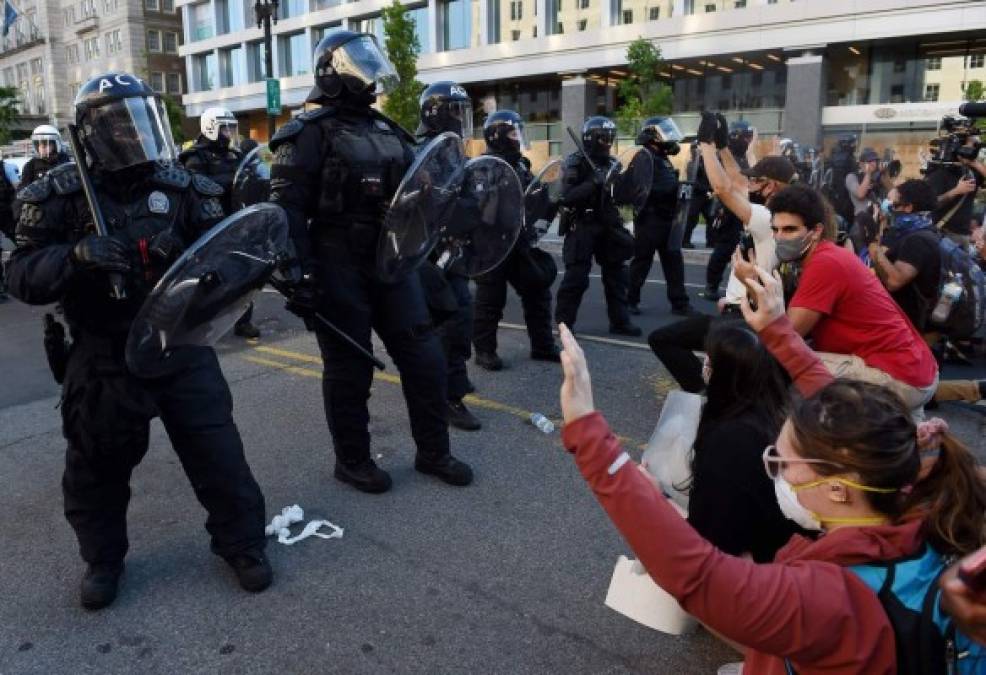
left=559, top=317, right=985, bottom=674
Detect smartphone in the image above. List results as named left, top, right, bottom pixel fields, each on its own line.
left=958, top=548, right=986, bottom=594
left=739, top=231, right=755, bottom=260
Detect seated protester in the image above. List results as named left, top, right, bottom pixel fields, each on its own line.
left=684, top=320, right=805, bottom=563
left=647, top=110, right=796, bottom=393
left=557, top=317, right=986, bottom=675
left=734, top=184, right=939, bottom=417
left=868, top=179, right=941, bottom=332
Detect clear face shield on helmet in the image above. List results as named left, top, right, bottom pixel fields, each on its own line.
left=446, top=99, right=474, bottom=139
left=33, top=137, right=59, bottom=159
left=83, top=95, right=176, bottom=172
left=217, top=120, right=240, bottom=149
left=648, top=118, right=683, bottom=143
left=505, top=123, right=530, bottom=152
left=332, top=35, right=400, bottom=96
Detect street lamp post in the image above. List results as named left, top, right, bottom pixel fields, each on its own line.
left=254, top=0, right=280, bottom=139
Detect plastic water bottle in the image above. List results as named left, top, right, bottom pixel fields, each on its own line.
left=931, top=275, right=964, bottom=324
left=530, top=413, right=555, bottom=434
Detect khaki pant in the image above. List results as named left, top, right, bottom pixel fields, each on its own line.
left=817, top=352, right=938, bottom=421
left=922, top=331, right=983, bottom=403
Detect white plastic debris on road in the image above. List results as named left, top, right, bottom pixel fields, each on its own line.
left=265, top=504, right=344, bottom=546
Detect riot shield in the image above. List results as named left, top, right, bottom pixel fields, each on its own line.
left=667, top=149, right=700, bottom=253
left=377, top=132, right=466, bottom=283
left=231, top=144, right=273, bottom=209
left=434, top=154, right=524, bottom=278
left=524, top=159, right=564, bottom=242
left=609, top=147, right=654, bottom=213
left=126, top=203, right=290, bottom=378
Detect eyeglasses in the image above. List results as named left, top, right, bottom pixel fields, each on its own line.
left=761, top=445, right=841, bottom=481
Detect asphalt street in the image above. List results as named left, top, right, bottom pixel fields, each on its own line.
left=1, top=246, right=984, bottom=675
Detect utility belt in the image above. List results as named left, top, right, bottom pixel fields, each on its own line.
left=312, top=216, right=382, bottom=257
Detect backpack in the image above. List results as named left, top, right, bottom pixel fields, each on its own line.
left=848, top=545, right=985, bottom=675
left=822, top=151, right=857, bottom=225
left=929, top=236, right=986, bottom=339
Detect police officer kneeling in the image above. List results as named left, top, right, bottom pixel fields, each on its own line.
left=7, top=73, right=271, bottom=609
left=269, top=32, right=472, bottom=492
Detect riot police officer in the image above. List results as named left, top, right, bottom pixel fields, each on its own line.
left=415, top=80, right=481, bottom=431
left=269, top=31, right=473, bottom=492
left=554, top=116, right=640, bottom=336
left=178, top=107, right=259, bottom=338
left=6, top=72, right=271, bottom=609
left=20, top=124, right=71, bottom=186
left=472, top=110, right=559, bottom=371
left=701, top=119, right=753, bottom=301
left=627, top=116, right=694, bottom=317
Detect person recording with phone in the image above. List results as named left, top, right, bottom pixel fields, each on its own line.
left=924, top=105, right=986, bottom=247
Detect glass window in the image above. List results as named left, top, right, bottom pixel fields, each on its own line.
left=189, top=2, right=214, bottom=41
left=166, top=72, right=182, bottom=93
left=312, top=22, right=343, bottom=50
left=81, top=0, right=96, bottom=18
left=220, top=45, right=245, bottom=86
left=247, top=40, right=268, bottom=82
left=970, top=54, right=985, bottom=69
left=163, top=0, right=174, bottom=10
left=278, top=0, right=306, bottom=20
left=489, top=0, right=534, bottom=43
left=150, top=71, right=165, bottom=91
left=103, top=0, right=118, bottom=13
left=164, top=31, right=178, bottom=52
left=439, top=0, right=478, bottom=50
left=278, top=31, right=310, bottom=77
left=925, top=83, right=939, bottom=101
left=926, top=56, right=941, bottom=71
left=547, top=0, right=597, bottom=35
left=2, top=68, right=12, bottom=87
left=612, top=0, right=666, bottom=25
left=145, top=0, right=159, bottom=9
left=348, top=16, right=384, bottom=43
left=408, top=5, right=430, bottom=52
left=36, top=81, right=47, bottom=113
left=147, top=29, right=161, bottom=51
left=215, top=0, right=244, bottom=33
left=314, top=0, right=343, bottom=8
left=66, top=44, right=79, bottom=64
left=84, top=36, right=100, bottom=60
left=193, top=51, right=218, bottom=91
left=30, top=57, right=41, bottom=75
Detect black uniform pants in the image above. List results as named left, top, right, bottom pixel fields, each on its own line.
left=706, top=222, right=742, bottom=290
left=473, top=244, right=555, bottom=356
left=60, top=337, right=266, bottom=565
left=684, top=190, right=714, bottom=248
left=555, top=225, right=631, bottom=331
left=441, top=273, right=473, bottom=402
left=313, top=235, right=449, bottom=466
left=628, top=210, right=689, bottom=310
left=647, top=310, right=744, bottom=393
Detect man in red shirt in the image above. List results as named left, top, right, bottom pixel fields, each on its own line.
left=735, top=185, right=938, bottom=416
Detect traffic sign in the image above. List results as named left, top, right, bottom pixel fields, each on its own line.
left=266, top=78, right=281, bottom=116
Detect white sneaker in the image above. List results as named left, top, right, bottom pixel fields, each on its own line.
left=716, top=663, right=743, bottom=675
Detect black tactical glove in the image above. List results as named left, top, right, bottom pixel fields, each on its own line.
left=697, top=112, right=718, bottom=145
left=284, top=274, right=318, bottom=331
left=714, top=113, right=729, bottom=150
left=70, top=234, right=132, bottom=274
left=149, top=228, right=185, bottom=264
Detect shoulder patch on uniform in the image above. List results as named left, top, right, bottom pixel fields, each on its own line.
left=16, top=176, right=52, bottom=203
left=152, top=161, right=192, bottom=189
left=191, top=172, right=225, bottom=197
left=268, top=119, right=306, bottom=151
left=297, top=106, right=335, bottom=123
left=48, top=163, right=82, bottom=196
left=199, top=197, right=224, bottom=221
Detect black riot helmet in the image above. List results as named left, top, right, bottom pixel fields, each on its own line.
left=419, top=81, right=474, bottom=138
left=74, top=72, right=176, bottom=172
left=728, top=119, right=755, bottom=156
left=636, top=116, right=683, bottom=155
left=582, top=116, right=616, bottom=159
left=310, top=30, right=399, bottom=102
left=483, top=110, right=530, bottom=156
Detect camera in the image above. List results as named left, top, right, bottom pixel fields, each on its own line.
left=926, top=102, right=984, bottom=172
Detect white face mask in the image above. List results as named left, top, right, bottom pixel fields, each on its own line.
left=773, top=475, right=822, bottom=531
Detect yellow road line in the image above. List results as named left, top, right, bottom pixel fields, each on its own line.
left=245, top=345, right=646, bottom=449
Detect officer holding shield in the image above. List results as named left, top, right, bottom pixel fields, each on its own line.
left=269, top=31, right=473, bottom=492
left=627, top=116, right=694, bottom=317
left=6, top=72, right=271, bottom=609
left=472, top=110, right=559, bottom=371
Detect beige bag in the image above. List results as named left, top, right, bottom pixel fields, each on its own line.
left=604, top=555, right=697, bottom=635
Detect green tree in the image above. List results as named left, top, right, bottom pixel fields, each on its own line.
left=615, top=38, right=673, bottom=135
left=161, top=93, right=187, bottom=145
left=965, top=79, right=984, bottom=102
left=0, top=86, right=19, bottom=145
left=381, top=0, right=424, bottom=132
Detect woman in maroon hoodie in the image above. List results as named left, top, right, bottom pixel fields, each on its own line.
left=558, top=269, right=985, bottom=674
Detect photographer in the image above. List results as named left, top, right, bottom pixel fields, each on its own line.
left=925, top=117, right=985, bottom=245
left=845, top=148, right=885, bottom=216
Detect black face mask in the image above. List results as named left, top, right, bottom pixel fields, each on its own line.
left=749, top=187, right=767, bottom=205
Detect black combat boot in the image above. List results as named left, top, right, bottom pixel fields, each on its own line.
left=334, top=458, right=393, bottom=494
left=609, top=322, right=642, bottom=337
left=80, top=561, right=124, bottom=610
left=223, top=550, right=272, bottom=592
left=414, top=454, right=474, bottom=486
left=447, top=399, right=481, bottom=431
left=474, top=351, right=503, bottom=371
left=530, top=344, right=561, bottom=362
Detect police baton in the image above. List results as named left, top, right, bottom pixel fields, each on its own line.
left=67, top=123, right=126, bottom=300
left=566, top=126, right=602, bottom=173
